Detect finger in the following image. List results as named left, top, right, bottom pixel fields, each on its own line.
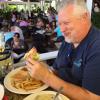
left=30, top=48, right=37, bottom=54
left=26, top=66, right=31, bottom=73
left=27, top=57, right=38, bottom=65
left=28, top=70, right=33, bottom=77
left=25, top=65, right=33, bottom=77
left=26, top=62, right=34, bottom=74
left=26, top=61, right=33, bottom=69
left=32, top=47, right=37, bottom=52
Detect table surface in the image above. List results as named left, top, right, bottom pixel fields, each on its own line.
left=0, top=50, right=59, bottom=100
left=13, top=50, right=58, bottom=68
left=4, top=87, right=53, bottom=100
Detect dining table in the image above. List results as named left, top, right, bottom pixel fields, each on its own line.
left=0, top=61, right=27, bottom=100
left=0, top=51, right=59, bottom=100
left=0, top=62, right=51, bottom=100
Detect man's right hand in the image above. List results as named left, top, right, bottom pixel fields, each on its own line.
left=26, top=57, right=52, bottom=82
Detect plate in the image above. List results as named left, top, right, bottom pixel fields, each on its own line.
left=23, top=91, right=70, bottom=100
left=0, top=84, right=4, bottom=100
left=4, top=67, right=48, bottom=94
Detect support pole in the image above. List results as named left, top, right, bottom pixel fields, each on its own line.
left=28, top=0, right=31, bottom=17
left=86, top=0, right=93, bottom=17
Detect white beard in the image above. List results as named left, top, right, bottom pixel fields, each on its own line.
left=64, top=31, right=77, bottom=44
left=65, top=37, right=72, bottom=43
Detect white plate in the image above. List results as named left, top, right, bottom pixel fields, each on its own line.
left=0, top=84, right=4, bottom=100
left=4, top=67, right=48, bottom=94
left=23, top=91, right=70, bottom=100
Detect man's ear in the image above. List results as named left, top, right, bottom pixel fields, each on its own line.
left=81, top=12, right=89, bottom=20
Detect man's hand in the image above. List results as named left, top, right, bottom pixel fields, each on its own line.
left=26, top=57, right=52, bottom=82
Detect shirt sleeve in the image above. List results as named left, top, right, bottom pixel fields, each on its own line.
left=82, top=40, right=100, bottom=95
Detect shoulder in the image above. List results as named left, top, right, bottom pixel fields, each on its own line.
left=58, top=41, right=71, bottom=55
left=91, top=26, right=100, bottom=38
left=59, top=41, right=69, bottom=49
left=88, top=28, right=100, bottom=52
left=85, top=26, right=100, bottom=53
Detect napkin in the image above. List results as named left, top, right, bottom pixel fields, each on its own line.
left=0, top=84, right=4, bottom=100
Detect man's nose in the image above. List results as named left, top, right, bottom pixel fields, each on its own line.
left=60, top=25, right=67, bottom=33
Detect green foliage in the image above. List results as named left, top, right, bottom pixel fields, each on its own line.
left=0, top=9, right=11, bottom=20
left=0, top=5, right=18, bottom=20
left=91, top=12, right=100, bottom=29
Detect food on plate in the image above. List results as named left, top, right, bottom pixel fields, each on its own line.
left=0, top=47, right=5, bottom=53
left=34, top=94, right=60, bottom=100
left=11, top=68, right=43, bottom=91
left=24, top=48, right=39, bottom=60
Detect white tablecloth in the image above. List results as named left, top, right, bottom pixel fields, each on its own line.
left=13, top=50, right=58, bottom=68
left=39, top=50, right=58, bottom=61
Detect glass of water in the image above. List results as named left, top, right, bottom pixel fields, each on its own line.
left=0, top=52, right=13, bottom=78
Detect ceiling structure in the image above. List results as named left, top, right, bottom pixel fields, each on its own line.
left=16, top=0, right=40, bottom=1
left=7, top=0, right=39, bottom=1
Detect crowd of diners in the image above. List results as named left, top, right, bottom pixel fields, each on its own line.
left=0, top=6, right=64, bottom=63
left=0, top=0, right=100, bottom=99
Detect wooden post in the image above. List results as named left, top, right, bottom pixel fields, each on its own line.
left=28, top=0, right=31, bottom=17
left=86, top=0, right=93, bottom=17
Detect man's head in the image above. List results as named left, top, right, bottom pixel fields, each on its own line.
left=36, top=18, right=44, bottom=28
left=13, top=32, right=20, bottom=42
left=58, top=0, right=91, bottom=45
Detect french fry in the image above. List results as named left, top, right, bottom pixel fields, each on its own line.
left=11, top=68, right=43, bottom=91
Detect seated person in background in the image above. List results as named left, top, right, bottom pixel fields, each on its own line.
left=94, top=3, right=100, bottom=13
left=45, top=23, right=52, bottom=33
left=54, top=15, right=64, bottom=43
left=9, top=33, right=29, bottom=63
left=1, top=25, right=14, bottom=42
left=54, top=25, right=64, bottom=49
left=54, top=26, right=64, bottom=42
left=19, top=18, right=29, bottom=27
left=11, top=26, right=24, bottom=40
left=26, top=0, right=100, bottom=99
left=32, top=17, right=48, bottom=53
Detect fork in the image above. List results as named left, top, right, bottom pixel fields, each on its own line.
left=53, top=87, right=63, bottom=100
